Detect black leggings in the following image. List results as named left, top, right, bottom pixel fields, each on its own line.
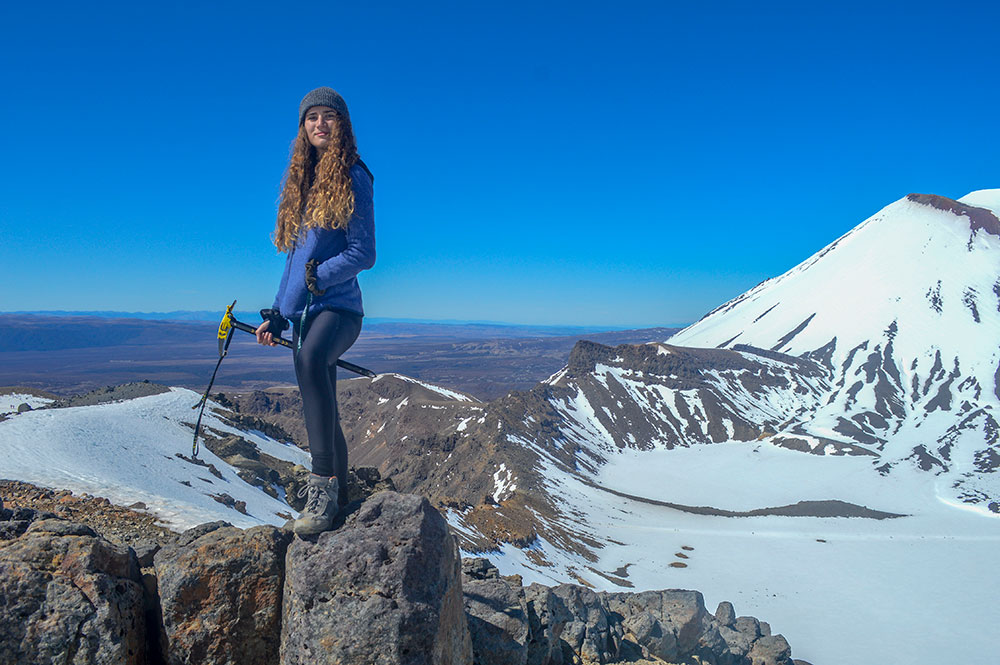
left=292, top=309, right=362, bottom=506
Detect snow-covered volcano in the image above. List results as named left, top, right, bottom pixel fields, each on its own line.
left=668, top=190, right=1000, bottom=511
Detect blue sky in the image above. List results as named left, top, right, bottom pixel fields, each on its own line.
left=1, top=1, right=997, bottom=327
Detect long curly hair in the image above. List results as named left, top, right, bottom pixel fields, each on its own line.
left=273, top=112, right=359, bottom=252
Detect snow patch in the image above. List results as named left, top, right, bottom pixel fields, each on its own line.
left=1, top=394, right=54, bottom=416
left=544, top=367, right=569, bottom=385
left=385, top=373, right=480, bottom=402
left=492, top=463, right=517, bottom=501
left=0, top=388, right=308, bottom=530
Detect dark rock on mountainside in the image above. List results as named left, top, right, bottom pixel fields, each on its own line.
left=193, top=424, right=397, bottom=514
left=281, top=491, right=472, bottom=665
left=0, top=515, right=146, bottom=665
left=199, top=431, right=309, bottom=510
left=558, top=340, right=828, bottom=455
left=45, top=380, right=172, bottom=408
left=907, top=193, right=1000, bottom=237
left=212, top=389, right=305, bottom=448
left=153, top=523, right=292, bottom=665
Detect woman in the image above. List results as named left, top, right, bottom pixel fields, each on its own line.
left=256, top=87, right=375, bottom=536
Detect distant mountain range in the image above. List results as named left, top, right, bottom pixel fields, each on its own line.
left=0, top=313, right=678, bottom=400
left=3, top=310, right=263, bottom=323
left=4, top=310, right=664, bottom=334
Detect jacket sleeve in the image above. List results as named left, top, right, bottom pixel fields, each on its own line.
left=315, top=169, right=376, bottom=290
left=272, top=250, right=292, bottom=311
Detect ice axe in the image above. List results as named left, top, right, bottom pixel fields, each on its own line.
left=190, top=300, right=376, bottom=457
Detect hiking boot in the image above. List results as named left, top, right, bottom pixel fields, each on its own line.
left=293, top=474, right=339, bottom=535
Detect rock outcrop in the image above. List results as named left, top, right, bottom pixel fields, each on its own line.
left=462, top=557, right=794, bottom=665
left=153, top=523, right=292, bottom=665
left=462, top=558, right=530, bottom=665
left=281, top=491, right=472, bottom=665
left=0, top=509, right=146, bottom=665
left=1, top=490, right=802, bottom=665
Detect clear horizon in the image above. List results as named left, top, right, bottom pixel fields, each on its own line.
left=1, top=309, right=688, bottom=331
left=2, top=1, right=997, bottom=326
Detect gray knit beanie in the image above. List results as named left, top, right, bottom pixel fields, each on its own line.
left=298, top=87, right=350, bottom=125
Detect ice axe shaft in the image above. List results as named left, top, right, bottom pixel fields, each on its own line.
left=225, top=310, right=376, bottom=378
left=229, top=316, right=294, bottom=349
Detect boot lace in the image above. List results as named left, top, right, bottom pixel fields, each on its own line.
left=297, top=482, right=330, bottom=517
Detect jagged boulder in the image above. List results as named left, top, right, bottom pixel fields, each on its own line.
left=462, top=557, right=530, bottom=665
left=605, top=589, right=714, bottom=661
left=280, top=491, right=472, bottom=665
left=748, top=634, right=793, bottom=665
left=153, top=522, right=292, bottom=665
left=622, top=611, right=679, bottom=662
left=0, top=517, right=145, bottom=665
left=715, top=601, right=737, bottom=628
left=524, top=582, right=569, bottom=665
left=550, top=584, right=622, bottom=663
left=0, top=505, right=50, bottom=541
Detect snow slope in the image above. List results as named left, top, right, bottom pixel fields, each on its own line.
left=0, top=388, right=309, bottom=529
left=456, top=433, right=1000, bottom=665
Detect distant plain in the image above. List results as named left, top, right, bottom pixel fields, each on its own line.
left=0, top=314, right=679, bottom=400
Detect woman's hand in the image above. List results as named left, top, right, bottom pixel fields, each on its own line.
left=256, top=319, right=277, bottom=346
left=305, top=259, right=327, bottom=296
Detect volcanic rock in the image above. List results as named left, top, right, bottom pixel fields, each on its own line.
left=0, top=517, right=145, bottom=665
left=523, top=582, right=570, bottom=665
left=153, top=523, right=291, bottom=665
left=748, top=634, right=793, bottom=665
left=280, top=491, right=472, bottom=665
left=715, top=600, right=737, bottom=628
left=462, top=558, right=530, bottom=665
left=456, top=557, right=800, bottom=665
left=550, top=584, right=621, bottom=663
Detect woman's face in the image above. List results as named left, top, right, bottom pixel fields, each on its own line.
left=303, top=106, right=338, bottom=151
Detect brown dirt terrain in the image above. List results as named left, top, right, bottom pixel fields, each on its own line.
left=0, top=479, right=175, bottom=546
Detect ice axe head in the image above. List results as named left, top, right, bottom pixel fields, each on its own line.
left=217, top=300, right=237, bottom=357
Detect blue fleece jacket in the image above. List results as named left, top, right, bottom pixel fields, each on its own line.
left=272, top=162, right=375, bottom=320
